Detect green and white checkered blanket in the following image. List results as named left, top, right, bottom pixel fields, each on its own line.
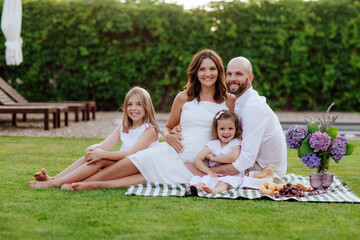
left=125, top=174, right=360, bottom=203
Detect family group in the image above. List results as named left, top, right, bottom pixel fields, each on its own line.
left=29, top=49, right=287, bottom=194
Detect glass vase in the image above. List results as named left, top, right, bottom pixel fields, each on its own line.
left=317, top=155, right=330, bottom=173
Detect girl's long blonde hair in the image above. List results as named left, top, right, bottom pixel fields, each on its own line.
left=121, top=87, right=160, bottom=133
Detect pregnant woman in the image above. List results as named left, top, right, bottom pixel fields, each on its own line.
left=67, top=49, right=235, bottom=190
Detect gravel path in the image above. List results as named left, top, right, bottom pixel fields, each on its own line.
left=0, top=111, right=359, bottom=139
left=0, top=112, right=168, bottom=139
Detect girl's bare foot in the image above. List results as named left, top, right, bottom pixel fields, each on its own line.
left=60, top=183, right=73, bottom=190
left=71, top=182, right=101, bottom=191
left=33, top=168, right=52, bottom=181
left=29, top=180, right=58, bottom=189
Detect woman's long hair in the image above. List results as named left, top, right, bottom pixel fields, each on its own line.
left=185, top=49, right=227, bottom=103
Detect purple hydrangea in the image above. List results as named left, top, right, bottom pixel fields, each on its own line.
left=328, top=139, right=347, bottom=161
left=308, top=131, right=331, bottom=152
left=285, top=125, right=308, bottom=149
left=301, top=153, right=321, bottom=169
left=337, top=137, right=349, bottom=144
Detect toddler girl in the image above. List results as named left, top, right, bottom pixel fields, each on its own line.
left=30, top=87, right=159, bottom=189
left=189, top=110, right=243, bottom=194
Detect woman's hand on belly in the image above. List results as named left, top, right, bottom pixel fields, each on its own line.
left=164, top=130, right=184, bottom=153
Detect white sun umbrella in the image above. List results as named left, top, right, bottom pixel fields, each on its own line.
left=1, top=0, right=23, bottom=65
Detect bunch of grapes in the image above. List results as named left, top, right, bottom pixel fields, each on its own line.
left=275, top=183, right=304, bottom=198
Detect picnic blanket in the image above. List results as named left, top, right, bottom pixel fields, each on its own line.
left=125, top=174, right=360, bottom=203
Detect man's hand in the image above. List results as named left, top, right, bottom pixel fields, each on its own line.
left=208, top=171, right=224, bottom=178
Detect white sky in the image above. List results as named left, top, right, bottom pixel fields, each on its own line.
left=164, top=0, right=236, bottom=10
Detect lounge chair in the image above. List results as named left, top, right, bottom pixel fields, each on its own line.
left=0, top=90, right=67, bottom=130
left=0, top=77, right=95, bottom=121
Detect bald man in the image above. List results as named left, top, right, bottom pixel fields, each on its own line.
left=219, top=57, right=287, bottom=177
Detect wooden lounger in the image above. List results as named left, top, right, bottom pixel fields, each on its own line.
left=0, top=89, right=69, bottom=128
left=0, top=77, right=94, bottom=121
left=0, top=105, right=62, bottom=130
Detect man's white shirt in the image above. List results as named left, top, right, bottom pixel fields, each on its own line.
left=232, top=87, right=287, bottom=177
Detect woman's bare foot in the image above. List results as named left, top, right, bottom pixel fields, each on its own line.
left=71, top=182, right=101, bottom=191
left=29, top=180, right=58, bottom=189
left=33, top=168, right=53, bottom=181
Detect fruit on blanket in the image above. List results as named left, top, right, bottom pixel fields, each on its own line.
left=279, top=183, right=305, bottom=197
left=260, top=182, right=306, bottom=197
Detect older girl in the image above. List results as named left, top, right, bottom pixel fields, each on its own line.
left=30, top=87, right=159, bottom=189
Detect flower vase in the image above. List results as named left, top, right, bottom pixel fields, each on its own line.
left=317, top=155, right=330, bottom=173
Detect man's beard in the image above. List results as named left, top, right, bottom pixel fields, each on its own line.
left=227, top=78, right=249, bottom=95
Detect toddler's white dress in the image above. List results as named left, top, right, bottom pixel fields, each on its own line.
left=128, top=99, right=228, bottom=184
left=204, top=138, right=241, bottom=167
left=189, top=138, right=244, bottom=190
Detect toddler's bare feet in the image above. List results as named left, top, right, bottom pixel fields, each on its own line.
left=187, top=183, right=205, bottom=191
left=29, top=180, right=58, bottom=189
left=202, top=186, right=214, bottom=193
left=71, top=182, right=100, bottom=191
left=33, top=168, right=52, bottom=181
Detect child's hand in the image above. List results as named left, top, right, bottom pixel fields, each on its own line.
left=207, top=153, right=216, bottom=161
left=85, top=149, right=105, bottom=165
left=86, top=144, right=100, bottom=154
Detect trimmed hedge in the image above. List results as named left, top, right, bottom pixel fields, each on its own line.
left=0, top=0, right=359, bottom=111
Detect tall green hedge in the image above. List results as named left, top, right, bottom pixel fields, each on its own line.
left=0, top=0, right=359, bottom=111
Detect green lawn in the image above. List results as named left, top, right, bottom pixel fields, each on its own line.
left=0, top=136, right=359, bottom=240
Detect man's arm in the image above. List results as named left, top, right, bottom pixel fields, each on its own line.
left=211, top=163, right=240, bottom=175
left=232, top=107, right=268, bottom=172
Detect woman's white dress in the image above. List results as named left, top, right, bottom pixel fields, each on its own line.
left=128, top=99, right=228, bottom=184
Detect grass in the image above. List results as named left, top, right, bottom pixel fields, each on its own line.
left=0, top=136, right=359, bottom=240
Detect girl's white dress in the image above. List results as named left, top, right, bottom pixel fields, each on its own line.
left=128, top=99, right=228, bottom=184
left=189, top=138, right=244, bottom=189
left=204, top=138, right=242, bottom=167
left=119, top=123, right=158, bottom=151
